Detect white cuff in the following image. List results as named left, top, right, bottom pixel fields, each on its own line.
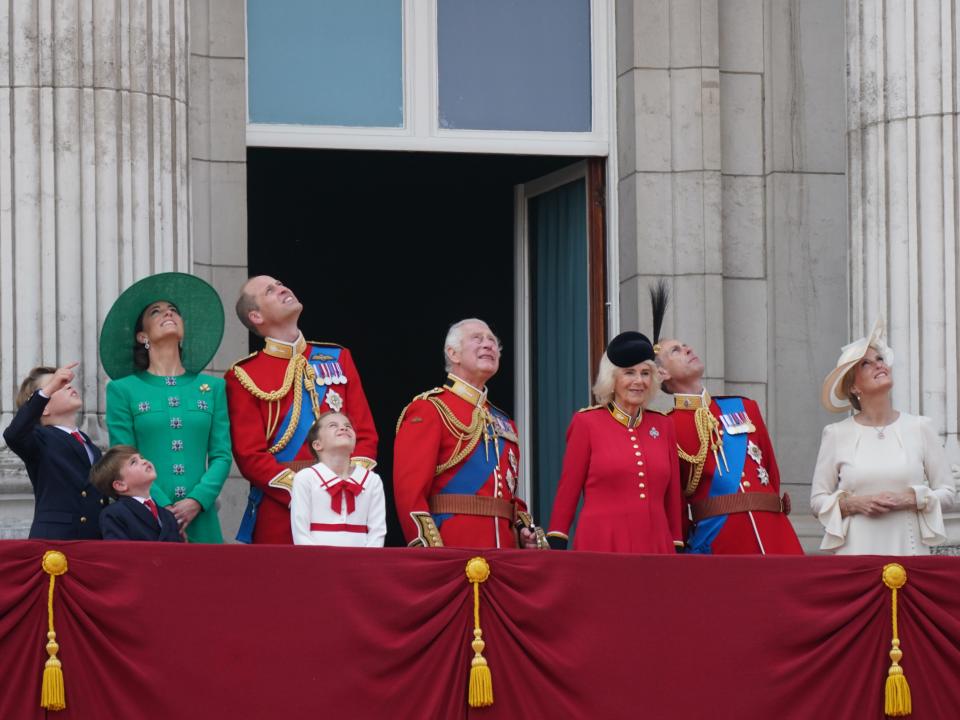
left=816, top=491, right=851, bottom=551
left=911, top=485, right=948, bottom=546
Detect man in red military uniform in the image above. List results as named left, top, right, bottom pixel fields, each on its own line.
left=226, top=276, right=377, bottom=543
left=655, top=337, right=803, bottom=554
left=394, top=318, right=546, bottom=549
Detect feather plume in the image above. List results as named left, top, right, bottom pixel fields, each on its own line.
left=649, top=280, right=669, bottom=345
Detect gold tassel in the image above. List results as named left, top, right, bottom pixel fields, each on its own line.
left=882, top=563, right=911, bottom=717
left=465, top=557, right=493, bottom=708
left=40, top=550, right=69, bottom=712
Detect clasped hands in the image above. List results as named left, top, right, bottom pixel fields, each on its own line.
left=839, top=491, right=916, bottom=517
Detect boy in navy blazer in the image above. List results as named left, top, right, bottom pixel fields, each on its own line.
left=3, top=362, right=106, bottom=539
left=91, top=446, right=182, bottom=542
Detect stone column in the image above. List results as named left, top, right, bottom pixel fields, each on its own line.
left=763, top=0, right=849, bottom=548
left=0, top=0, right=190, bottom=536
left=616, top=0, right=726, bottom=391
left=847, top=0, right=960, bottom=461
left=189, top=0, right=249, bottom=541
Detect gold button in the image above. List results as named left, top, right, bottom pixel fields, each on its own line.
left=80, top=516, right=87, bottom=523
left=638, top=461, right=644, bottom=466
left=639, top=483, right=646, bottom=489
left=743, top=481, right=751, bottom=488
left=81, top=490, right=87, bottom=497
left=633, top=444, right=639, bottom=449
left=640, top=493, right=647, bottom=499
left=741, top=472, right=746, bottom=478
left=630, top=437, right=636, bottom=442
left=638, top=472, right=645, bottom=477
left=635, top=451, right=641, bottom=457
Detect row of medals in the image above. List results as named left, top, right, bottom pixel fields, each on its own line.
left=314, top=363, right=347, bottom=386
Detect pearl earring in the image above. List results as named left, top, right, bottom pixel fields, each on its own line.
left=144, top=340, right=150, bottom=350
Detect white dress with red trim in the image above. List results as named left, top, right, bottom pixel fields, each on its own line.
left=290, top=462, right=386, bottom=547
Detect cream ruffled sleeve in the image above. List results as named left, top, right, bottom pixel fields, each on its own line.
left=810, top=423, right=850, bottom=550
left=913, top=416, right=955, bottom=546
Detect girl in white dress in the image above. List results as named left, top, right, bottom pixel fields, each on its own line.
left=290, top=411, right=386, bottom=547
left=811, top=318, right=955, bottom=555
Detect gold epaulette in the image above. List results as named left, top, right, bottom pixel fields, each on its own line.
left=395, top=388, right=444, bottom=433
left=647, top=407, right=673, bottom=416
left=578, top=404, right=602, bottom=413
left=228, top=351, right=257, bottom=370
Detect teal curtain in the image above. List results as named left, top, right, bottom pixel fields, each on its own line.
left=531, top=178, right=590, bottom=534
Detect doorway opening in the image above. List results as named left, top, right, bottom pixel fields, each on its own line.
left=247, top=148, right=601, bottom=545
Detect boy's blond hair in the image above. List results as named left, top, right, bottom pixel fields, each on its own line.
left=15, top=366, right=56, bottom=409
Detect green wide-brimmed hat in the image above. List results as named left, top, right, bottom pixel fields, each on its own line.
left=99, top=272, right=225, bottom=380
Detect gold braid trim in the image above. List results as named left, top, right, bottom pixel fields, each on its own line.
left=395, top=388, right=444, bottom=434
left=428, top=397, right=489, bottom=476
left=677, top=406, right=722, bottom=496
left=232, top=354, right=321, bottom=454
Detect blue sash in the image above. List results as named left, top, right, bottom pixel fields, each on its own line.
left=432, top=406, right=510, bottom=527
left=235, top=346, right=341, bottom=543
left=686, top=397, right=748, bottom=554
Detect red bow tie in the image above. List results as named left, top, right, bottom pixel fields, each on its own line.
left=326, top=480, right=362, bottom=515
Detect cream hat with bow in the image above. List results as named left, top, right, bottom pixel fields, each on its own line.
left=820, top=316, right=895, bottom=413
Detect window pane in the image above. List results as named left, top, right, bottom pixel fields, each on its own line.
left=438, top=0, right=591, bottom=132
left=247, top=0, right=403, bottom=127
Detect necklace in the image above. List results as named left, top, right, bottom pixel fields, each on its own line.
left=875, top=424, right=887, bottom=440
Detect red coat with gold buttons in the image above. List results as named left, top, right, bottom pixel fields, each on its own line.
left=394, top=378, right=527, bottom=549
left=671, top=395, right=803, bottom=554
left=548, top=405, right=682, bottom=553
left=225, top=338, right=378, bottom=544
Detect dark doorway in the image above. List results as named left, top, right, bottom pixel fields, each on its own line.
left=247, top=149, right=575, bottom=545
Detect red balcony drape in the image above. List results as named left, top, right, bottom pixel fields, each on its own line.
left=0, top=541, right=958, bottom=719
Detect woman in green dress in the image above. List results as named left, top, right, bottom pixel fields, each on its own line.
left=101, top=272, right=231, bottom=543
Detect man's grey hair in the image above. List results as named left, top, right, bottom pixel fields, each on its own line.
left=443, top=318, right=499, bottom=372
left=592, top=353, right=660, bottom=407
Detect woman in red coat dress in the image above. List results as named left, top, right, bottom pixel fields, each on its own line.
left=546, top=332, right=683, bottom=553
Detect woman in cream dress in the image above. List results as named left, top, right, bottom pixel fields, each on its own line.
left=810, top=319, right=955, bottom=554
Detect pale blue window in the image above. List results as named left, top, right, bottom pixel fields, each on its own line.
left=247, top=0, right=403, bottom=127
left=438, top=0, right=592, bottom=132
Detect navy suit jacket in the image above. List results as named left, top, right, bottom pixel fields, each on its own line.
left=100, top=496, right=183, bottom=542
left=2, top=391, right=105, bottom=539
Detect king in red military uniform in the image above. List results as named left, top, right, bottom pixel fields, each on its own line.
left=225, top=276, right=377, bottom=544
left=651, top=284, right=802, bottom=554
left=394, top=319, right=546, bottom=549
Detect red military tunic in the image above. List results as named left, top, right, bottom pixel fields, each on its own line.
left=671, top=391, right=803, bottom=554
left=394, top=374, right=529, bottom=549
left=225, top=334, right=377, bottom=544
left=548, top=404, right=683, bottom=553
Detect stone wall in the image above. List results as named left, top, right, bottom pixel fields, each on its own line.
left=616, top=0, right=849, bottom=550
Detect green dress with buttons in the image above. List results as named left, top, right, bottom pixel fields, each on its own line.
left=106, top=371, right=232, bottom=543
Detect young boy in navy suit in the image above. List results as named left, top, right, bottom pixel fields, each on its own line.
left=91, top=446, right=182, bottom=542
left=3, top=362, right=106, bottom=538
